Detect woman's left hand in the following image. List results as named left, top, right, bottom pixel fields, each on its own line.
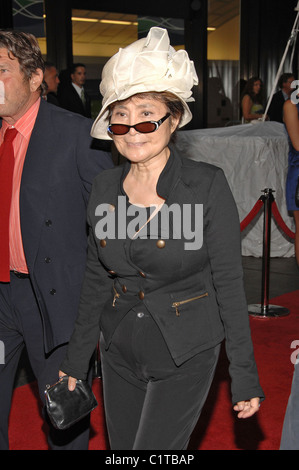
left=233, top=397, right=260, bottom=418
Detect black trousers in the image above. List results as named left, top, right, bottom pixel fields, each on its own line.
left=100, top=306, right=220, bottom=450
left=0, top=272, right=90, bottom=450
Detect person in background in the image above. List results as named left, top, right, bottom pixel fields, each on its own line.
left=280, top=359, right=299, bottom=450
left=0, top=30, right=113, bottom=450
left=280, top=97, right=299, bottom=450
left=43, top=61, right=60, bottom=106
left=241, top=76, right=266, bottom=122
left=59, top=27, right=264, bottom=450
left=268, top=73, right=295, bottom=123
left=279, top=97, right=299, bottom=450
left=282, top=97, right=299, bottom=264
left=58, top=63, right=91, bottom=118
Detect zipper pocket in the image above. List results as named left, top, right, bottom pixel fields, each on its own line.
left=112, top=286, right=120, bottom=307
left=172, top=292, right=208, bottom=317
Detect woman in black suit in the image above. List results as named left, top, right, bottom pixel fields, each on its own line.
left=60, top=27, right=264, bottom=450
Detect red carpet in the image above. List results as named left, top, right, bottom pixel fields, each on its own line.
left=8, top=290, right=299, bottom=450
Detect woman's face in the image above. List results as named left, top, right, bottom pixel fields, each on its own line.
left=110, top=95, right=179, bottom=165
left=253, top=80, right=261, bottom=95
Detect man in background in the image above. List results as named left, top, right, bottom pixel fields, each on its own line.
left=58, top=63, right=92, bottom=117
left=43, top=61, right=60, bottom=106
left=268, top=73, right=295, bottom=123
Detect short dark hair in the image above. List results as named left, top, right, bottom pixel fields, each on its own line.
left=278, top=73, right=295, bottom=89
left=71, top=63, right=86, bottom=74
left=44, top=61, right=56, bottom=70
left=0, top=30, right=45, bottom=93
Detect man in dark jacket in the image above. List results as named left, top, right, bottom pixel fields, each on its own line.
left=268, top=73, right=295, bottom=123
left=58, top=63, right=92, bottom=118
left=0, top=30, right=113, bottom=450
left=43, top=61, right=60, bottom=106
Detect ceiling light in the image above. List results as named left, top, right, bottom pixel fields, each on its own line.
left=43, top=15, right=137, bottom=26
left=71, top=17, right=99, bottom=23
left=100, top=19, right=138, bottom=26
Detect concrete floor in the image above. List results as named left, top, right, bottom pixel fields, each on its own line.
left=13, top=255, right=299, bottom=388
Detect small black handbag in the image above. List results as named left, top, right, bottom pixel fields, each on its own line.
left=44, top=376, right=98, bottom=430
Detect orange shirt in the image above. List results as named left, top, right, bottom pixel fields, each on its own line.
left=0, top=98, right=40, bottom=273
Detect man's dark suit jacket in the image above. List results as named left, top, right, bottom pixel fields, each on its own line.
left=268, top=90, right=285, bottom=123
left=62, top=149, right=265, bottom=405
left=1, top=98, right=113, bottom=353
left=58, top=83, right=92, bottom=118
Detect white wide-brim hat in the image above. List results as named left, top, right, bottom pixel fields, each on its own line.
left=91, top=27, right=199, bottom=140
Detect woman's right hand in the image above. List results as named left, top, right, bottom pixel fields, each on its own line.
left=58, top=370, right=77, bottom=391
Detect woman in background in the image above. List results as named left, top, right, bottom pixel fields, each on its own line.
left=280, top=95, right=299, bottom=451
left=241, top=77, right=266, bottom=122
left=283, top=98, right=299, bottom=265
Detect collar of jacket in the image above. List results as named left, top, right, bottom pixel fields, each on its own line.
left=118, top=145, right=182, bottom=202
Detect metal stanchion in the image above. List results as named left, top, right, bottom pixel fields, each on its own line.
left=248, top=188, right=289, bottom=318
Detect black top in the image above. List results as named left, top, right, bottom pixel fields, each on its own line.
left=61, top=150, right=265, bottom=405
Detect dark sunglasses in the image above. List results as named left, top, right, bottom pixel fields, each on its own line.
left=107, top=113, right=170, bottom=136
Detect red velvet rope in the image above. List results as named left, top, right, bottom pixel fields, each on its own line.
left=271, top=201, right=295, bottom=239
left=239, top=195, right=295, bottom=240
left=240, top=199, right=264, bottom=232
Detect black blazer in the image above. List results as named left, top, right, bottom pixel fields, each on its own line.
left=4, top=98, right=113, bottom=352
left=268, top=90, right=285, bottom=123
left=58, top=83, right=92, bottom=118
left=62, top=149, right=264, bottom=405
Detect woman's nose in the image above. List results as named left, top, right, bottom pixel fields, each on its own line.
left=128, top=125, right=139, bottom=135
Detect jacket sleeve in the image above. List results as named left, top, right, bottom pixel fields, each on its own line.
left=75, top=117, right=114, bottom=202
left=60, top=182, right=112, bottom=380
left=205, top=168, right=265, bottom=404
